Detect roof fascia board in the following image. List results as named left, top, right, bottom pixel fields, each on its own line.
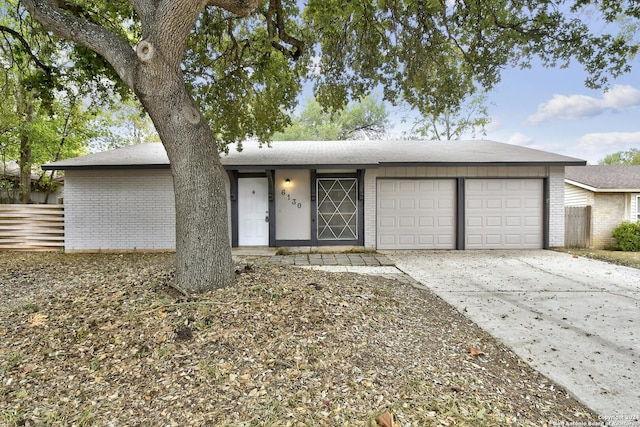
left=380, top=161, right=587, bottom=167
left=41, top=164, right=171, bottom=171
left=564, top=179, right=640, bottom=192
left=223, top=164, right=378, bottom=171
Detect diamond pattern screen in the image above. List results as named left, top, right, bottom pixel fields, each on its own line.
left=317, top=178, right=358, bottom=240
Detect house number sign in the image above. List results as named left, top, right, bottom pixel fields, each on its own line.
left=281, top=189, right=302, bottom=209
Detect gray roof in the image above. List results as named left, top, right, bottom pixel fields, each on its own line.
left=43, top=140, right=586, bottom=170
left=565, top=165, right=640, bottom=190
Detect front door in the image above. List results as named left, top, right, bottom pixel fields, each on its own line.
left=238, top=177, right=269, bottom=246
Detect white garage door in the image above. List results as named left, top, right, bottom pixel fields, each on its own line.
left=377, top=179, right=456, bottom=249
left=465, top=179, right=543, bottom=249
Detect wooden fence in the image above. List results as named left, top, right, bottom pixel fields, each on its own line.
left=565, top=205, right=591, bottom=249
left=0, top=204, right=64, bottom=251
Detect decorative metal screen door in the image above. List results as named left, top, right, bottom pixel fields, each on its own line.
left=316, top=178, right=358, bottom=240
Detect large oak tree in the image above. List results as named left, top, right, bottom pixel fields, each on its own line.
left=19, top=0, right=638, bottom=292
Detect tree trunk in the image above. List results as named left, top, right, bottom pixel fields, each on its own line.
left=18, top=93, right=34, bottom=204
left=136, top=65, right=233, bottom=292
left=169, top=138, right=233, bottom=293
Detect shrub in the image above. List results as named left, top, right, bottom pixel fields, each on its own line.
left=611, top=221, right=640, bottom=251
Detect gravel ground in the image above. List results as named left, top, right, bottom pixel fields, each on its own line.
left=0, top=252, right=602, bottom=426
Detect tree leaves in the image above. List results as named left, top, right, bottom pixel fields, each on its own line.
left=0, top=252, right=603, bottom=425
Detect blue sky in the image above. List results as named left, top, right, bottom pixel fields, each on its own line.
left=478, top=58, right=640, bottom=165
left=385, top=58, right=640, bottom=165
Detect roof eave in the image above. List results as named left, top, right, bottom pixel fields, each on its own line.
left=41, top=164, right=171, bottom=171
left=380, top=160, right=587, bottom=167
left=564, top=179, right=640, bottom=192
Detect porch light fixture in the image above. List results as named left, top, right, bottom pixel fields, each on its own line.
left=285, top=178, right=291, bottom=187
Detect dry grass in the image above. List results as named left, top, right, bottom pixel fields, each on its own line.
left=0, top=252, right=599, bottom=426
left=556, top=248, right=640, bottom=269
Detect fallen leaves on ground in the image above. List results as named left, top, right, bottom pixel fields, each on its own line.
left=0, top=252, right=599, bottom=426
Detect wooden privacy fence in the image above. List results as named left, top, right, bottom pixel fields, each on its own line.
left=0, top=205, right=64, bottom=251
left=565, top=205, right=591, bottom=249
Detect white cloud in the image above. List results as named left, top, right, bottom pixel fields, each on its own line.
left=526, top=85, right=640, bottom=125
left=507, top=132, right=534, bottom=146
left=484, top=116, right=503, bottom=133
left=578, top=131, right=640, bottom=149
left=576, top=131, right=640, bottom=163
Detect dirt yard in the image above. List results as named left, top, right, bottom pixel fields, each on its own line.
left=0, top=252, right=601, bottom=426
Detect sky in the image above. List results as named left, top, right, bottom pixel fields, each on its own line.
left=384, top=57, right=640, bottom=165
left=480, top=59, right=640, bottom=165
left=381, top=11, right=640, bottom=166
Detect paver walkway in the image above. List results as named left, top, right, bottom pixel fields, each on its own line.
left=233, top=251, right=419, bottom=286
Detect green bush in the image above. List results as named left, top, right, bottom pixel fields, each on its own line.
left=611, top=221, right=640, bottom=251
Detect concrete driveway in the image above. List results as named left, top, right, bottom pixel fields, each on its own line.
left=383, top=250, right=640, bottom=424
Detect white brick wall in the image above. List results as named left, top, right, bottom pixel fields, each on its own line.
left=364, top=169, right=378, bottom=248
left=548, top=166, right=565, bottom=247
left=64, top=169, right=175, bottom=251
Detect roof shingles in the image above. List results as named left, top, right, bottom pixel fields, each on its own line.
left=565, top=165, right=640, bottom=190
left=43, top=140, right=586, bottom=170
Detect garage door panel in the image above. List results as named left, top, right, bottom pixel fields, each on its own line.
left=399, top=234, right=416, bottom=245
left=419, top=217, right=435, bottom=227
left=399, top=216, right=415, bottom=227
left=438, top=217, right=453, bottom=227
left=486, top=216, right=502, bottom=227
left=379, top=216, right=396, bottom=227
left=419, top=200, right=435, bottom=209
left=505, top=216, right=522, bottom=226
left=379, top=199, right=396, bottom=210
left=378, top=181, right=396, bottom=192
left=466, top=179, right=542, bottom=249
left=506, top=199, right=521, bottom=208
left=399, top=181, right=417, bottom=192
left=377, top=179, right=456, bottom=249
left=399, top=199, right=415, bottom=209
left=418, top=235, right=435, bottom=245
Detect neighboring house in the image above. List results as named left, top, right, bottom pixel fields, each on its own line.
left=565, top=165, right=640, bottom=249
left=1, top=161, right=63, bottom=204
left=42, top=140, right=584, bottom=252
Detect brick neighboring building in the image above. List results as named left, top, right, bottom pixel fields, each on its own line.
left=565, top=165, right=640, bottom=249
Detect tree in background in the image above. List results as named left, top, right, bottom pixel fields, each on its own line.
left=20, top=0, right=639, bottom=292
left=272, top=95, right=389, bottom=141
left=0, top=0, right=116, bottom=202
left=599, top=148, right=640, bottom=165
left=409, top=92, right=491, bottom=140
left=91, top=99, right=160, bottom=152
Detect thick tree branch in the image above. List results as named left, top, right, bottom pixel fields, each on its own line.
left=130, top=0, right=156, bottom=27
left=0, top=25, right=53, bottom=76
left=21, top=0, right=138, bottom=90
left=146, top=0, right=210, bottom=67
left=206, top=0, right=259, bottom=17
left=264, top=0, right=303, bottom=60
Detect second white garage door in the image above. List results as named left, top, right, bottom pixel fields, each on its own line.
left=377, top=179, right=456, bottom=249
left=465, top=179, right=543, bottom=249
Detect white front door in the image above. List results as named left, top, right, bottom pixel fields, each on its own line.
left=238, top=178, right=269, bottom=246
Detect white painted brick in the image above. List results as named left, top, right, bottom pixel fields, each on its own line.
left=65, top=169, right=175, bottom=251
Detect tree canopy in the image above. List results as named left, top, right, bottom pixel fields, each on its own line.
left=272, top=95, right=389, bottom=141
left=409, top=92, right=491, bottom=140
left=18, top=0, right=640, bottom=291
left=599, top=148, right=640, bottom=165
left=0, top=0, right=119, bottom=202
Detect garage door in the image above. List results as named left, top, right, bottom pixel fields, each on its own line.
left=465, top=179, right=543, bottom=249
left=377, top=179, right=456, bottom=249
